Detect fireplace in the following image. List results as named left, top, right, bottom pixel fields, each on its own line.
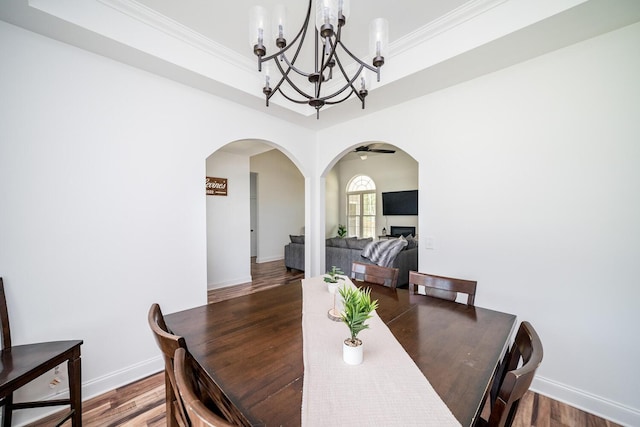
left=389, top=226, right=416, bottom=237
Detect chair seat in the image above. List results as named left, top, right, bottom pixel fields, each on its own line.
left=0, top=278, right=83, bottom=426
left=0, top=340, right=83, bottom=395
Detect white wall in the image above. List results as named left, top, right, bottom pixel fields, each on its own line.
left=0, top=21, right=313, bottom=425
left=206, top=151, right=251, bottom=288
left=250, top=149, right=305, bottom=263
left=334, top=150, right=418, bottom=237
left=324, top=168, right=340, bottom=238
left=315, top=22, right=640, bottom=426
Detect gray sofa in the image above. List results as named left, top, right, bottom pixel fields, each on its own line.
left=284, top=236, right=418, bottom=287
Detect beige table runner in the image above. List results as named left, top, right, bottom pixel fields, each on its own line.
left=301, top=276, right=462, bottom=426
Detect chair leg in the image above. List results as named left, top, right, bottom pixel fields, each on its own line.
left=2, top=394, right=13, bottom=427
left=165, top=370, right=178, bottom=427
left=67, top=349, right=82, bottom=427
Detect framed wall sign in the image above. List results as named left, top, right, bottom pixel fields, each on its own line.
left=206, top=177, right=228, bottom=196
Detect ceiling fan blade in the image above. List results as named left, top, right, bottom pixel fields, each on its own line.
left=353, top=145, right=396, bottom=154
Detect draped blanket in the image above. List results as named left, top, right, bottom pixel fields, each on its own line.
left=361, top=237, right=408, bottom=268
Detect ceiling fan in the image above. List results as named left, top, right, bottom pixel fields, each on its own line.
left=354, top=145, right=396, bottom=160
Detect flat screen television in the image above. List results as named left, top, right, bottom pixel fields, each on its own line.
left=382, top=190, right=418, bottom=216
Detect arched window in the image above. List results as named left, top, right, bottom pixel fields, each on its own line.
left=346, top=175, right=376, bottom=238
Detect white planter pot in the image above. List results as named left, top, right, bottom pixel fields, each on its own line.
left=343, top=339, right=363, bottom=365
left=327, top=281, right=340, bottom=294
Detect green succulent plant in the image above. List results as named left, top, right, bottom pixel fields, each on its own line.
left=324, top=266, right=344, bottom=284
left=337, top=224, right=347, bottom=238
left=339, top=285, right=379, bottom=345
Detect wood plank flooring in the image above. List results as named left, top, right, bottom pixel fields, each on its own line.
left=26, top=259, right=619, bottom=427
left=207, top=257, right=304, bottom=304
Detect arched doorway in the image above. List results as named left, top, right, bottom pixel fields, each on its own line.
left=205, top=140, right=305, bottom=291
left=325, top=142, right=418, bottom=240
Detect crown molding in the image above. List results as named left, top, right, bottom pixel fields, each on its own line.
left=391, top=0, right=509, bottom=56
left=97, top=0, right=255, bottom=73
left=97, top=0, right=509, bottom=76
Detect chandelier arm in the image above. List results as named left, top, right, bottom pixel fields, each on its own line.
left=313, top=36, right=364, bottom=96
left=265, top=77, right=312, bottom=105
left=324, top=89, right=358, bottom=105
left=274, top=35, right=346, bottom=84
left=336, top=40, right=380, bottom=75
left=333, top=52, right=363, bottom=88
left=269, top=29, right=316, bottom=97
left=260, top=0, right=312, bottom=64
left=317, top=35, right=338, bottom=78
left=270, top=59, right=315, bottom=101
left=313, top=31, right=349, bottom=99
left=267, top=12, right=309, bottom=75
left=314, top=30, right=328, bottom=98
left=275, top=58, right=364, bottom=105
left=314, top=61, right=364, bottom=101
left=278, top=89, right=314, bottom=105
left=313, top=80, right=358, bottom=102
left=272, top=55, right=297, bottom=86
left=278, top=54, right=313, bottom=78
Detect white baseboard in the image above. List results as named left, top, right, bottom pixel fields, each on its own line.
left=81, top=356, right=163, bottom=401
left=256, top=255, right=284, bottom=263
left=532, top=376, right=640, bottom=426
left=206, top=256, right=285, bottom=289
left=208, top=275, right=252, bottom=290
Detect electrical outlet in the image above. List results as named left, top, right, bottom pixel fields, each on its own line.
left=425, top=236, right=436, bottom=249
left=48, top=365, right=67, bottom=393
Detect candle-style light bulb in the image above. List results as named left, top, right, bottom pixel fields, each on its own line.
left=316, top=0, right=338, bottom=38
left=250, top=6, right=270, bottom=58
left=369, top=18, right=388, bottom=69
left=274, top=4, right=287, bottom=48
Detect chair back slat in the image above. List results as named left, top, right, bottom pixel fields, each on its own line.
left=486, top=321, right=544, bottom=427
left=174, top=347, right=236, bottom=427
left=408, top=271, right=477, bottom=305
left=148, top=303, right=189, bottom=427
left=350, top=262, right=399, bottom=289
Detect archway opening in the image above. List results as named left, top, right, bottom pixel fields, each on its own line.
left=323, top=141, right=419, bottom=286
left=205, top=139, right=305, bottom=292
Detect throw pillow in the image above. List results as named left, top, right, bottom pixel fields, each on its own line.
left=405, top=234, right=417, bottom=249
left=290, top=235, right=305, bottom=244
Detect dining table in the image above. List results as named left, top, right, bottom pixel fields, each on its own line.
left=164, top=278, right=517, bottom=426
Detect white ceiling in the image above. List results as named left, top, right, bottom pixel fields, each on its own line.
left=2, top=0, right=640, bottom=131
left=133, top=0, right=470, bottom=64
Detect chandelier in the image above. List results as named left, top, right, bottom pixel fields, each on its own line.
left=250, top=0, right=388, bottom=119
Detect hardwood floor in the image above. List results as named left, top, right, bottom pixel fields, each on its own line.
left=207, top=257, right=304, bottom=304
left=26, top=259, right=619, bottom=427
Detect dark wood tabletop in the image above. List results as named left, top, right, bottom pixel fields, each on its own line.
left=164, top=280, right=516, bottom=427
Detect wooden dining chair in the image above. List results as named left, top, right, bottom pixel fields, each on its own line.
left=476, top=321, right=543, bottom=427
left=148, top=303, right=189, bottom=427
left=0, top=277, right=83, bottom=426
left=408, top=271, right=477, bottom=306
left=350, top=262, right=399, bottom=289
left=173, top=347, right=236, bottom=427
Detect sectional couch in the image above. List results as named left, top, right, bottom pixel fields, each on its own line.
left=284, top=235, right=418, bottom=287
